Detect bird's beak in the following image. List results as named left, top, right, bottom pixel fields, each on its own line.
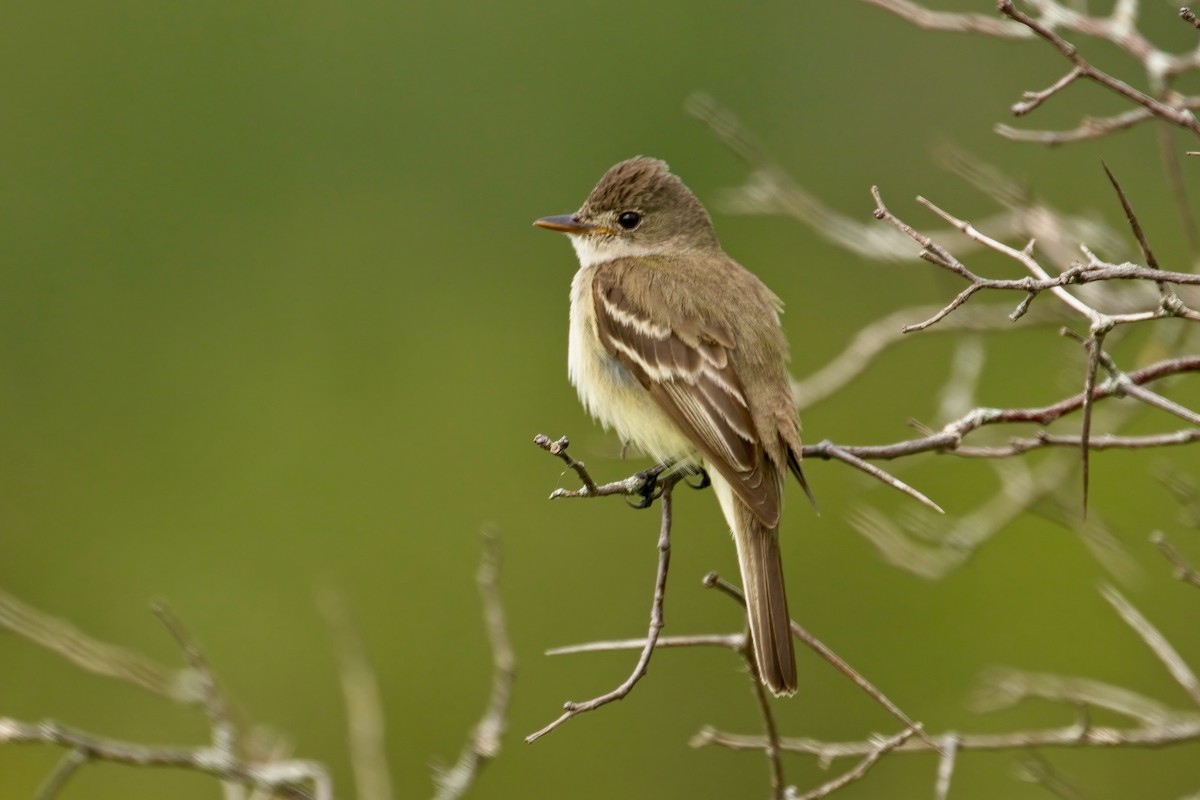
left=533, top=214, right=605, bottom=234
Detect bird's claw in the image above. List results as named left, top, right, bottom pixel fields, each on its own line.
left=625, top=463, right=669, bottom=509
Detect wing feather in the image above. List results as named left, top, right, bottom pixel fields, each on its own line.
left=593, top=268, right=780, bottom=525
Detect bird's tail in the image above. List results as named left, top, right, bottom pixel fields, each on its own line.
left=713, top=475, right=797, bottom=696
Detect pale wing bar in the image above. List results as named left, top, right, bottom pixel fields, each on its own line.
left=593, top=275, right=780, bottom=524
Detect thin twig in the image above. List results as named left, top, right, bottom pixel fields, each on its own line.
left=788, top=726, right=919, bottom=800
left=1101, top=161, right=1176, bottom=303
left=745, top=649, right=787, bottom=800
left=687, top=95, right=1057, bottom=263
left=1100, top=585, right=1200, bottom=708
left=694, top=717, right=1200, bottom=758
left=0, top=588, right=184, bottom=701
left=1091, top=347, right=1200, bottom=426
left=872, top=185, right=1200, bottom=334
left=933, top=735, right=958, bottom=800
left=33, top=748, right=88, bottom=800
left=974, top=667, right=1189, bottom=726
left=861, top=0, right=1028, bottom=37
left=863, top=0, right=1200, bottom=145
left=526, top=479, right=678, bottom=742
left=954, top=428, right=1200, bottom=457
left=808, top=441, right=943, bottom=513
left=1153, top=122, right=1200, bottom=261
left=1151, top=531, right=1200, bottom=588
left=1015, top=754, right=1089, bottom=800
left=0, top=719, right=328, bottom=800
left=995, top=105, right=1200, bottom=145
left=791, top=301, right=1069, bottom=411
left=796, top=355, right=1200, bottom=464
left=317, top=590, right=393, bottom=800
left=537, top=428, right=941, bottom=516
left=0, top=592, right=335, bottom=800
left=997, top=1, right=1200, bottom=138
left=431, top=530, right=516, bottom=800
left=1015, top=67, right=1084, bottom=116
left=533, top=434, right=600, bottom=495
left=152, top=603, right=237, bottom=764
left=702, top=573, right=936, bottom=751
left=547, top=633, right=744, bottom=656
left=1078, top=329, right=1104, bottom=516
left=914, top=193, right=1097, bottom=319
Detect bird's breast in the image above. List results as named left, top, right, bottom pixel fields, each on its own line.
left=567, top=265, right=693, bottom=463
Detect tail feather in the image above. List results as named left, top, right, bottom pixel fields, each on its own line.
left=719, top=477, right=797, bottom=696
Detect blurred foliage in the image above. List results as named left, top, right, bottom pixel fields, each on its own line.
left=1, top=1, right=1199, bottom=798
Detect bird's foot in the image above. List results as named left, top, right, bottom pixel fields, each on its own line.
left=626, top=461, right=673, bottom=509
left=684, top=466, right=710, bottom=491
left=625, top=461, right=708, bottom=508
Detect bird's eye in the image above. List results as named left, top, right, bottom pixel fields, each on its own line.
left=616, top=211, right=642, bottom=230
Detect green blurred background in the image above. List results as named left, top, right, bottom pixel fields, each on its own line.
left=3, top=1, right=1200, bottom=797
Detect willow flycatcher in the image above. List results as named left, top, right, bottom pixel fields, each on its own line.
left=534, top=156, right=810, bottom=696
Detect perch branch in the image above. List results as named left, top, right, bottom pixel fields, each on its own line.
left=526, top=476, right=679, bottom=742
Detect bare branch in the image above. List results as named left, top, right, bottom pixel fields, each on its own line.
left=701, top=573, right=934, bottom=751
left=861, top=0, right=1028, bottom=37
left=318, top=591, right=392, bottom=800
left=1014, top=67, right=1084, bottom=116
left=1100, top=585, right=1200, bottom=708
left=527, top=479, right=678, bottom=742
left=0, top=592, right=345, bottom=799
left=974, top=667, right=1191, bottom=726
left=0, top=587, right=187, bottom=702
left=695, top=717, right=1200, bottom=759
left=0, top=719, right=329, bottom=800
left=430, top=531, right=516, bottom=800
left=914, top=193, right=1098, bottom=319
left=1151, top=531, right=1200, bottom=588
left=807, top=440, right=943, bottom=513
left=933, top=735, right=958, bottom=800
left=956, top=427, right=1200, bottom=457
left=690, top=96, right=1110, bottom=265
left=872, top=186, right=1200, bottom=338
left=997, top=106, right=1172, bottom=145
left=862, top=0, right=1200, bottom=146
left=792, top=301, right=1069, bottom=411
left=850, top=454, right=1070, bottom=579
left=745, top=651, right=787, bottom=800
left=533, top=434, right=599, bottom=495
left=798, top=355, right=1200, bottom=465
left=528, top=352, right=1200, bottom=590
left=33, top=748, right=87, bottom=800
left=789, top=726, right=919, bottom=800
left=1091, top=347, right=1200, bottom=426
left=1015, top=754, right=1088, bottom=800
left=1077, top=330, right=1104, bottom=515
left=997, top=1, right=1200, bottom=138
left=547, top=633, right=744, bottom=655
left=1101, top=161, right=1177, bottom=302
left=1153, top=121, right=1200, bottom=262
left=152, top=603, right=237, bottom=765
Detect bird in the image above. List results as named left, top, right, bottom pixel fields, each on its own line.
left=533, top=156, right=811, bottom=695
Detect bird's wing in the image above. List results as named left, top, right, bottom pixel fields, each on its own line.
left=591, top=266, right=780, bottom=526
